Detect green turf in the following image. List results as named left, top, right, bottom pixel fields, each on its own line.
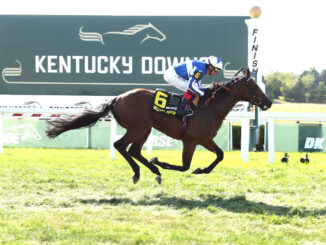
left=268, top=99, right=326, bottom=113
left=0, top=148, right=325, bottom=244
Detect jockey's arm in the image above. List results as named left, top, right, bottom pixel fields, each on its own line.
left=197, top=85, right=212, bottom=99
left=188, top=70, right=205, bottom=96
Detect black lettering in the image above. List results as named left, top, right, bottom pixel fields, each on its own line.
left=252, top=29, right=258, bottom=35
left=252, top=44, right=259, bottom=52
left=252, top=60, right=258, bottom=67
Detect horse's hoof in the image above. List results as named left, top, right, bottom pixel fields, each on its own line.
left=149, top=157, right=158, bottom=165
left=132, top=175, right=139, bottom=184
left=192, top=168, right=201, bottom=174
left=155, top=175, right=162, bottom=185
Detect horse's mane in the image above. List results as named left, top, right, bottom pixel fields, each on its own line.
left=209, top=77, right=244, bottom=90
left=204, top=78, right=238, bottom=93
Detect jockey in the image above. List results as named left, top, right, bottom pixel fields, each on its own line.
left=163, top=56, right=223, bottom=116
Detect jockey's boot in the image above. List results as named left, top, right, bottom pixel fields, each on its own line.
left=177, top=97, right=194, bottom=117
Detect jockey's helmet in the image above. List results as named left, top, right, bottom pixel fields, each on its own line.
left=207, top=56, right=223, bottom=72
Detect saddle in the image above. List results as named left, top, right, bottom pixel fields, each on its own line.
left=152, top=89, right=198, bottom=121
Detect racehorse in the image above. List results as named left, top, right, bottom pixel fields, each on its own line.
left=46, top=68, right=272, bottom=184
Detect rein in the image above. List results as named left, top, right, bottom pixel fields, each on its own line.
left=204, top=74, right=260, bottom=107
left=204, top=67, right=244, bottom=105
left=204, top=82, right=232, bottom=105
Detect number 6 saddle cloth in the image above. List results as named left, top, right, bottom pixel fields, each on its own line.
left=152, top=89, right=198, bottom=120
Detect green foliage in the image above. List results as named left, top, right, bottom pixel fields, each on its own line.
left=265, top=72, right=298, bottom=101
left=300, top=68, right=320, bottom=88
left=264, top=68, right=326, bottom=103
left=232, top=125, right=241, bottom=150
left=266, top=77, right=282, bottom=100
left=300, top=73, right=315, bottom=89
left=316, top=82, right=326, bottom=102
left=232, top=125, right=265, bottom=151
left=0, top=148, right=326, bottom=244
left=258, top=124, right=265, bottom=146
left=320, top=69, right=326, bottom=85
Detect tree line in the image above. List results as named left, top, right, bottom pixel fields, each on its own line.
left=264, top=68, right=326, bottom=103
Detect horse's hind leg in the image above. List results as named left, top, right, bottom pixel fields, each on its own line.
left=128, top=130, right=162, bottom=184
left=113, top=131, right=143, bottom=184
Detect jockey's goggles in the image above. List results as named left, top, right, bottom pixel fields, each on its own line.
left=213, top=67, right=221, bottom=72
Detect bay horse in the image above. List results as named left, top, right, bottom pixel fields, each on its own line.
left=46, top=68, right=272, bottom=184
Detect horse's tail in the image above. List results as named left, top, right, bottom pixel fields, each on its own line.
left=46, top=97, right=117, bottom=139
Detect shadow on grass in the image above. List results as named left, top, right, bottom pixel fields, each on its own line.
left=78, top=194, right=326, bottom=218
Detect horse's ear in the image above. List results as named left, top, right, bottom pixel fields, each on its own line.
left=246, top=68, right=250, bottom=77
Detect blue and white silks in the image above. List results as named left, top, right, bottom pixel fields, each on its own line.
left=163, top=60, right=208, bottom=96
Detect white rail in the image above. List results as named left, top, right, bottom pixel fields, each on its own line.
left=2, top=109, right=324, bottom=163
left=260, top=112, right=326, bottom=163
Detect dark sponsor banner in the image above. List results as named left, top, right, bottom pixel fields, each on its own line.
left=299, top=124, right=324, bottom=152
left=0, top=15, right=248, bottom=96
left=275, top=123, right=326, bottom=152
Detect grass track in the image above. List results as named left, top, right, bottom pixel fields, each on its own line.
left=267, top=99, right=326, bottom=113
left=0, top=148, right=326, bottom=244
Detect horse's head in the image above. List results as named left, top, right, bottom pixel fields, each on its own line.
left=139, top=23, right=166, bottom=44
left=236, top=68, right=272, bottom=111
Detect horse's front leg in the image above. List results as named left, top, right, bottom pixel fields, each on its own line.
left=192, top=139, right=224, bottom=174
left=150, top=141, right=196, bottom=172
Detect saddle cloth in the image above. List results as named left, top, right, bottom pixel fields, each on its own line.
left=152, top=89, right=197, bottom=120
